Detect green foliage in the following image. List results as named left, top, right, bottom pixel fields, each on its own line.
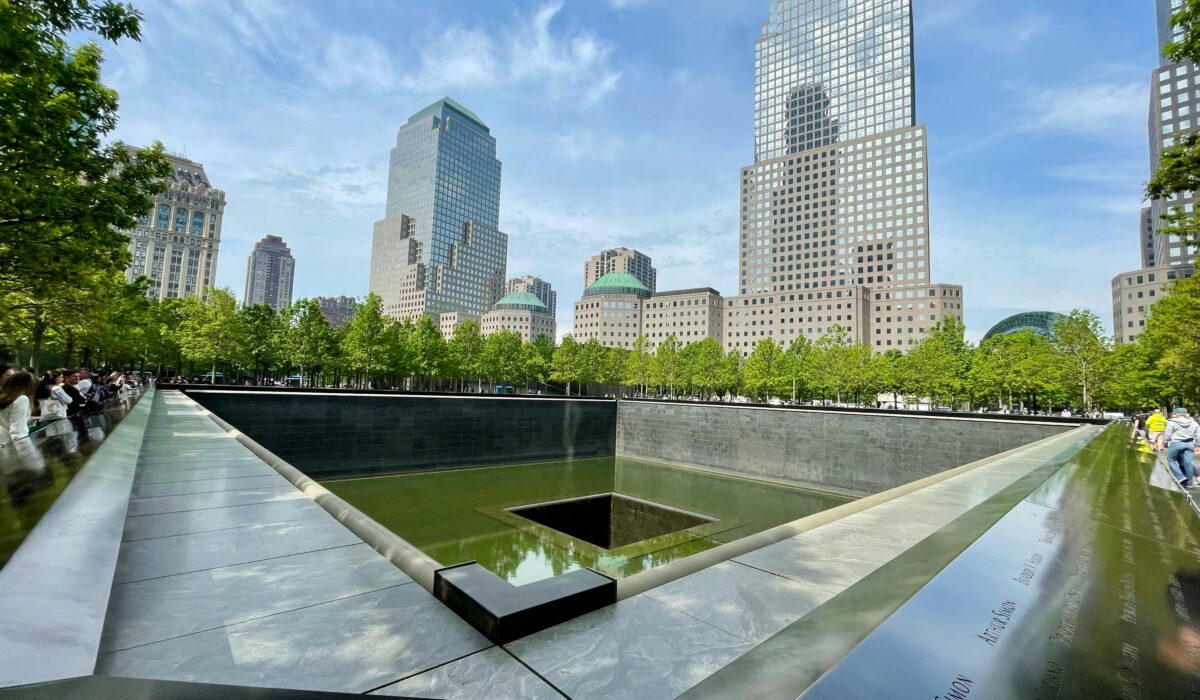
left=1, top=0, right=170, bottom=300
left=238, top=303, right=284, bottom=382
left=742, top=338, right=787, bottom=401
left=283, top=298, right=336, bottom=386
left=342, top=293, right=390, bottom=385
left=177, top=289, right=243, bottom=379
left=652, top=335, right=682, bottom=396
left=681, top=338, right=724, bottom=398
left=625, top=335, right=653, bottom=395
left=1051, top=309, right=1111, bottom=412
left=481, top=329, right=522, bottom=384
left=551, top=335, right=582, bottom=394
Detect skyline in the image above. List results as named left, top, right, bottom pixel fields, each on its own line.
left=100, top=0, right=1157, bottom=342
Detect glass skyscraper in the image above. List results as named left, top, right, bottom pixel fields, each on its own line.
left=369, top=98, right=508, bottom=322
left=754, top=0, right=915, bottom=162
left=726, top=0, right=963, bottom=355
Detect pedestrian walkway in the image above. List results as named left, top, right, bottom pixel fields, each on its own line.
left=95, top=390, right=557, bottom=696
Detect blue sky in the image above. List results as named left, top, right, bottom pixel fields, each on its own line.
left=101, top=0, right=1157, bottom=342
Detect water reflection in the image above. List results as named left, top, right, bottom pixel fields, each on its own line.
left=0, top=395, right=142, bottom=568
left=325, top=457, right=853, bottom=585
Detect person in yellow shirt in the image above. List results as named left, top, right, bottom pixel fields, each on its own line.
left=1148, top=408, right=1168, bottom=451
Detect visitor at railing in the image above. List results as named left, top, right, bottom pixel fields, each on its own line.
left=0, top=371, right=37, bottom=440
left=35, top=371, right=73, bottom=420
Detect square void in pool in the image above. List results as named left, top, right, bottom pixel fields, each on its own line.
left=509, top=493, right=715, bottom=549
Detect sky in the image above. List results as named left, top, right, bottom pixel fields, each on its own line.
left=99, top=0, right=1158, bottom=342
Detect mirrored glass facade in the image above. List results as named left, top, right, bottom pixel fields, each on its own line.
left=370, top=99, right=508, bottom=321
left=754, top=0, right=914, bottom=162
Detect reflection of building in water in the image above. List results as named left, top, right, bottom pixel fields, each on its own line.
left=787, top=85, right=838, bottom=153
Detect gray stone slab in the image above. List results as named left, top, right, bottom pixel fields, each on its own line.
left=114, top=517, right=363, bottom=583
left=137, top=453, right=258, bottom=466
left=506, top=595, right=752, bottom=700
left=126, top=485, right=305, bottom=516
left=97, top=585, right=491, bottom=694
left=734, top=522, right=904, bottom=591
left=131, top=474, right=289, bottom=498
left=123, top=499, right=327, bottom=541
left=373, top=646, right=561, bottom=699
left=102, top=543, right=411, bottom=652
left=642, top=561, right=837, bottom=644
left=133, top=464, right=279, bottom=484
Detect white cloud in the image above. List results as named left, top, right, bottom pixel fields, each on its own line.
left=554, top=129, right=625, bottom=164
left=506, top=2, right=622, bottom=104
left=1020, top=82, right=1147, bottom=140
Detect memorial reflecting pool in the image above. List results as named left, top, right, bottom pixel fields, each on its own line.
left=324, top=457, right=852, bottom=585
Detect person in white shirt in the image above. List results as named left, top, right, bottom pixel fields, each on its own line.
left=0, top=371, right=38, bottom=441
left=1164, top=407, right=1200, bottom=489
left=35, top=371, right=72, bottom=420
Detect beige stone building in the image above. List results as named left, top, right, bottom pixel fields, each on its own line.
left=642, top=288, right=724, bottom=350
left=481, top=291, right=556, bottom=342
left=505, top=275, right=556, bottom=318
left=124, top=152, right=224, bottom=300
left=572, top=273, right=650, bottom=349
left=583, top=248, right=656, bottom=293
left=1111, top=266, right=1194, bottom=344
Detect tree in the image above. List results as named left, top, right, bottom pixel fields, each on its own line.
left=874, top=349, right=908, bottom=408
left=552, top=335, right=582, bottom=395
left=906, top=318, right=970, bottom=408
left=683, top=338, right=724, bottom=399
left=652, top=335, right=683, bottom=397
left=522, top=334, right=555, bottom=389
left=343, top=293, right=390, bottom=388
left=239, top=303, right=284, bottom=384
left=1052, top=309, right=1111, bottom=412
left=812, top=326, right=853, bottom=403
left=446, top=319, right=484, bottom=391
left=578, top=338, right=607, bottom=392
left=284, top=298, right=336, bottom=387
left=408, top=316, right=446, bottom=390
left=783, top=336, right=815, bottom=403
left=718, top=350, right=744, bottom=399
left=1131, top=273, right=1200, bottom=406
left=742, top=338, right=787, bottom=401
left=1, top=0, right=171, bottom=300
left=177, top=289, right=244, bottom=381
left=481, top=329, right=523, bottom=387
left=600, top=347, right=628, bottom=393
left=625, top=335, right=653, bottom=397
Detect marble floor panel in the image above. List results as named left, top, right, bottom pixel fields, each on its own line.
left=97, top=585, right=492, bottom=694
left=131, top=473, right=290, bottom=498
left=122, top=499, right=329, bottom=541
left=133, top=464, right=280, bottom=484
left=372, top=647, right=563, bottom=699
left=506, top=595, right=752, bottom=700
left=642, top=560, right=838, bottom=644
left=113, top=517, right=363, bottom=583
left=125, top=484, right=306, bottom=516
left=101, top=543, right=411, bottom=652
left=136, top=453, right=259, bottom=466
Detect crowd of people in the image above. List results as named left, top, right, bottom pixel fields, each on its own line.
left=0, top=366, right=136, bottom=441
left=1131, top=407, right=1200, bottom=491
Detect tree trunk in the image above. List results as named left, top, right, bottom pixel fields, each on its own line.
left=29, top=317, right=46, bottom=375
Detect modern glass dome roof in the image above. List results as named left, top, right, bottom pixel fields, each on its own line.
left=583, top=272, right=651, bottom=299
left=982, top=311, right=1065, bottom=340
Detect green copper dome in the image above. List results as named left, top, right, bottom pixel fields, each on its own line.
left=584, top=272, right=651, bottom=299
left=493, top=291, right=548, bottom=312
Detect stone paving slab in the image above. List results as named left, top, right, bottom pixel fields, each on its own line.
left=101, top=543, right=411, bottom=652
left=97, top=390, right=499, bottom=695
left=372, top=646, right=563, bottom=699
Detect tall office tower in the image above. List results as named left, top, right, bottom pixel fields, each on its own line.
left=726, top=0, right=963, bottom=355
left=123, top=151, right=225, bottom=300
left=369, top=98, right=508, bottom=323
left=583, top=248, right=657, bottom=293
left=316, top=295, right=357, bottom=328
left=506, top=275, right=557, bottom=318
left=1112, top=0, right=1199, bottom=344
left=242, top=235, right=295, bottom=311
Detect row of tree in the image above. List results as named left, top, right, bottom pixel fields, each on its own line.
left=3, top=276, right=1148, bottom=412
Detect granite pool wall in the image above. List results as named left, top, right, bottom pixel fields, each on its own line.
left=184, top=389, right=616, bottom=479
left=615, top=400, right=1082, bottom=496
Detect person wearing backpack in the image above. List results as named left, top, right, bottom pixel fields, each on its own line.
left=1163, top=407, right=1200, bottom=489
